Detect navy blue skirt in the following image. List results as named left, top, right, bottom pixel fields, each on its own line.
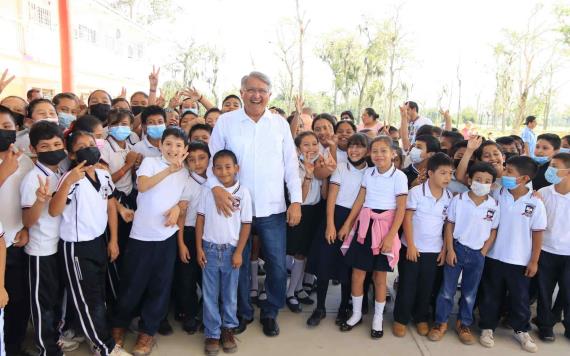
left=286, top=204, right=320, bottom=256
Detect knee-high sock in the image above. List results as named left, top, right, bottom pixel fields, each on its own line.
left=287, top=258, right=305, bottom=299
left=373, top=301, right=385, bottom=331
left=250, top=260, right=259, bottom=293
left=304, top=273, right=316, bottom=285
left=346, top=295, right=363, bottom=326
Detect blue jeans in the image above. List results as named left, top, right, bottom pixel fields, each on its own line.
left=435, top=240, right=485, bottom=326
left=202, top=241, right=240, bottom=339
left=237, top=213, right=287, bottom=320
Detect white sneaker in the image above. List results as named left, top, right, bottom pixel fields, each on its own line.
left=514, top=331, right=538, bottom=353
left=479, top=329, right=494, bottom=348
left=59, top=329, right=85, bottom=352
left=110, top=345, right=133, bottom=356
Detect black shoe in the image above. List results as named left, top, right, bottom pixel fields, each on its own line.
left=158, top=318, right=174, bottom=336
left=371, top=329, right=384, bottom=339
left=339, top=318, right=362, bottom=332
left=295, top=291, right=314, bottom=305
left=233, top=316, right=253, bottom=335
left=538, top=327, right=555, bottom=342
left=286, top=296, right=302, bottom=313
left=307, top=308, right=326, bottom=327
left=260, top=318, right=280, bottom=337
left=335, top=308, right=351, bottom=326
left=303, top=282, right=316, bottom=295
left=332, top=279, right=340, bottom=286
left=175, top=312, right=186, bottom=322
left=182, top=317, right=200, bottom=334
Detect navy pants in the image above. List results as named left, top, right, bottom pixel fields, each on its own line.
left=4, top=246, right=30, bottom=356
left=537, top=250, right=570, bottom=331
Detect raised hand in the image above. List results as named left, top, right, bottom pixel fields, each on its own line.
left=35, top=175, right=51, bottom=203
left=180, top=87, right=202, bottom=102
left=466, top=135, right=483, bottom=152
left=168, top=151, right=189, bottom=173
left=64, top=161, right=87, bottom=186
left=0, top=145, right=22, bottom=178
left=156, top=89, right=166, bottom=108
left=439, top=108, right=450, bottom=119
left=168, top=91, right=181, bottom=109
left=149, top=65, right=160, bottom=90
left=324, top=153, right=337, bottom=172
left=0, top=69, right=15, bottom=95
left=118, top=87, right=127, bottom=99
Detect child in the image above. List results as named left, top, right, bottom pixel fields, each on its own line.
left=196, top=149, right=252, bottom=356
left=521, top=116, right=537, bottom=157
left=189, top=123, right=212, bottom=144
left=15, top=98, right=59, bottom=157
left=111, top=127, right=190, bottom=355
left=532, top=133, right=561, bottom=190
left=393, top=153, right=453, bottom=337
left=204, top=108, right=221, bottom=127
left=478, top=156, right=546, bottom=352
left=334, top=120, right=357, bottom=164
left=306, top=133, right=369, bottom=327
left=560, top=134, right=570, bottom=153
left=176, top=141, right=210, bottom=333
left=20, top=121, right=67, bottom=356
left=536, top=152, right=570, bottom=341
left=428, top=162, right=499, bottom=344
left=403, top=134, right=440, bottom=188
left=0, top=221, right=6, bottom=356
left=48, top=130, right=128, bottom=356
left=338, top=136, right=408, bottom=339
left=456, top=137, right=505, bottom=190
left=132, top=105, right=166, bottom=159
left=448, top=141, right=470, bottom=194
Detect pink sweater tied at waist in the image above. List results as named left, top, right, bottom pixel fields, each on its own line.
left=341, top=208, right=401, bottom=268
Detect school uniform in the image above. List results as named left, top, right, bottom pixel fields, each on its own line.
left=448, top=173, right=469, bottom=194
left=132, top=136, right=161, bottom=159
left=402, top=164, right=419, bottom=189
left=20, top=162, right=64, bottom=356
left=536, top=185, right=570, bottom=332
left=531, top=162, right=551, bottom=191
left=479, top=188, right=546, bottom=332
left=434, top=192, right=500, bottom=327
left=111, top=156, right=190, bottom=336
left=343, top=165, right=408, bottom=272
left=336, top=148, right=348, bottom=164
left=394, top=181, right=452, bottom=326
left=58, top=168, right=117, bottom=356
left=100, top=137, right=135, bottom=197
left=0, top=222, right=5, bottom=356
left=198, top=181, right=252, bottom=340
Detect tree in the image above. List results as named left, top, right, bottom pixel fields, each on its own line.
left=491, top=42, right=515, bottom=132
left=295, top=0, right=310, bottom=102
left=199, top=47, right=223, bottom=106
left=274, top=22, right=298, bottom=113
left=110, top=0, right=176, bottom=24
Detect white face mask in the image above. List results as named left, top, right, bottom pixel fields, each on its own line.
left=470, top=181, right=491, bottom=197
left=409, top=147, right=423, bottom=164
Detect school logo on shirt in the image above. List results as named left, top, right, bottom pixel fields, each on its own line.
left=484, top=209, right=496, bottom=221
left=442, top=205, right=448, bottom=220
left=232, top=196, right=241, bottom=211
left=522, top=204, right=535, bottom=218
left=100, top=183, right=113, bottom=200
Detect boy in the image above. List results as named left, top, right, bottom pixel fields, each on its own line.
left=403, top=134, right=441, bottom=188
left=20, top=121, right=67, bottom=355
left=393, top=153, right=453, bottom=337
left=495, top=136, right=520, bottom=156
left=132, top=105, right=166, bottom=159
left=532, top=133, right=561, bottom=190
left=196, top=149, right=252, bottom=356
left=111, top=127, right=190, bottom=355
left=536, top=152, right=570, bottom=342
left=189, top=124, right=212, bottom=144
left=428, top=162, right=499, bottom=344
left=478, top=156, right=546, bottom=352
left=560, top=134, right=569, bottom=153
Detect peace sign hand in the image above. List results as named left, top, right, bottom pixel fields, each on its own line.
left=149, top=65, right=160, bottom=90
left=117, top=87, right=127, bottom=99
left=168, top=151, right=189, bottom=174
left=64, top=161, right=87, bottom=186
left=35, top=175, right=51, bottom=203
left=0, top=69, right=15, bottom=94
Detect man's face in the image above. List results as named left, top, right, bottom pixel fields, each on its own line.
left=240, top=77, right=271, bottom=114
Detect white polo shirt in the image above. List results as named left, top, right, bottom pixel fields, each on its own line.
left=132, top=136, right=161, bottom=159
left=0, top=153, right=34, bottom=246
left=404, top=181, right=452, bottom=253
left=197, top=181, right=252, bottom=246
left=446, top=192, right=500, bottom=250
left=130, top=156, right=191, bottom=241
left=330, top=162, right=368, bottom=209
left=15, top=131, right=33, bottom=158
left=336, top=148, right=348, bottom=164
left=408, top=116, right=433, bottom=143
left=538, top=185, right=570, bottom=256
left=100, top=137, right=134, bottom=195
left=298, top=162, right=321, bottom=206
left=184, top=172, right=206, bottom=227
left=58, top=169, right=115, bottom=243
left=20, top=162, right=63, bottom=256
left=361, top=165, right=408, bottom=210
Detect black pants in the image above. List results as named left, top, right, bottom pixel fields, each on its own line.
left=537, top=250, right=570, bottom=331
left=393, top=247, right=439, bottom=325
left=112, top=234, right=177, bottom=336
left=28, top=253, right=64, bottom=356
left=175, top=227, right=201, bottom=319
left=61, top=237, right=115, bottom=356
left=4, top=246, right=30, bottom=356
left=478, top=257, right=531, bottom=332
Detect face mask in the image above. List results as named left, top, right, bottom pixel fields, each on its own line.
left=131, top=106, right=144, bottom=116
left=146, top=124, right=166, bottom=140
left=470, top=181, right=491, bottom=197
left=76, top=146, right=101, bottom=166
left=95, top=139, right=105, bottom=150
left=182, top=108, right=198, bottom=116
left=0, top=129, right=16, bottom=151
left=10, top=111, right=25, bottom=128
left=109, top=126, right=132, bottom=141
left=348, top=156, right=368, bottom=167
left=37, top=149, right=67, bottom=166
left=89, top=103, right=111, bottom=122
left=299, top=153, right=319, bottom=164
left=559, top=148, right=570, bottom=154
left=501, top=175, right=518, bottom=190
left=58, top=112, right=76, bottom=129
left=545, top=166, right=564, bottom=185
left=409, top=147, right=424, bottom=164
left=533, top=156, right=549, bottom=165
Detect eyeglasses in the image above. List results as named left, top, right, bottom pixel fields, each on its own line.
left=244, top=88, right=269, bottom=95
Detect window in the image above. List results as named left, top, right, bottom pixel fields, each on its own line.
left=28, top=2, right=51, bottom=27
left=75, top=25, right=97, bottom=44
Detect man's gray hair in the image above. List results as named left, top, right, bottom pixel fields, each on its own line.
left=241, top=71, right=272, bottom=91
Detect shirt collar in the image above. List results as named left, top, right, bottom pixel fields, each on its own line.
left=223, top=180, right=241, bottom=194
left=240, top=108, right=272, bottom=123
left=144, top=136, right=158, bottom=149
left=373, top=164, right=396, bottom=177
left=35, top=161, right=60, bottom=177
left=190, top=171, right=206, bottom=185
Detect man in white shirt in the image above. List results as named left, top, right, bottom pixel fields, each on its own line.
left=208, top=71, right=302, bottom=337
left=399, top=101, right=434, bottom=151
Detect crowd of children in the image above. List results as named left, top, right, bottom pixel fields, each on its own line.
left=0, top=69, right=569, bottom=356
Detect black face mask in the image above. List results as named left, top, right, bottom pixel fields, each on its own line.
left=75, top=146, right=101, bottom=166
left=89, top=103, right=111, bottom=122
left=10, top=111, right=25, bottom=128
left=0, top=129, right=16, bottom=151
left=37, top=149, right=67, bottom=166
left=348, top=157, right=368, bottom=167
left=131, top=106, right=144, bottom=116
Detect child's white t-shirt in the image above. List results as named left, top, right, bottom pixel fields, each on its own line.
left=538, top=185, right=570, bottom=256
left=297, top=162, right=321, bottom=206
left=330, top=162, right=367, bottom=209
left=184, top=172, right=206, bottom=227
left=100, top=137, right=134, bottom=195
left=361, top=165, right=408, bottom=210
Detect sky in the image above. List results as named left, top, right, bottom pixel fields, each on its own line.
left=154, top=0, right=569, bottom=112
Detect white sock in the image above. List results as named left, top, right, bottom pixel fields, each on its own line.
left=250, top=260, right=259, bottom=293
left=296, top=261, right=307, bottom=292
left=303, top=273, right=315, bottom=285
left=372, top=301, right=385, bottom=331
left=287, top=258, right=305, bottom=299
left=346, top=295, right=363, bottom=326
left=286, top=255, right=294, bottom=270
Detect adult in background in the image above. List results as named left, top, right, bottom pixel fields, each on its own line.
left=399, top=101, right=433, bottom=151
left=521, top=115, right=538, bottom=157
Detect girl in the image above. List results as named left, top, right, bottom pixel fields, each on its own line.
left=338, top=136, right=408, bottom=339
left=357, top=108, right=382, bottom=132
left=312, top=114, right=338, bottom=178
left=204, top=108, right=221, bottom=127
left=285, top=131, right=325, bottom=313
left=87, top=90, right=112, bottom=125
left=48, top=130, right=129, bottom=356
left=15, top=99, right=58, bottom=157
left=456, top=137, right=505, bottom=190
left=221, top=95, right=242, bottom=113
left=335, top=120, right=356, bottom=164
left=53, top=92, right=80, bottom=129
left=306, top=133, right=369, bottom=327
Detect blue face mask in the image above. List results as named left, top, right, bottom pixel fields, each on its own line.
left=146, top=124, right=166, bottom=140
left=560, top=148, right=570, bottom=154
left=545, top=166, right=563, bottom=185
left=58, top=112, right=76, bottom=128
left=109, top=126, right=131, bottom=141
left=501, top=175, right=518, bottom=190
left=533, top=156, right=550, bottom=165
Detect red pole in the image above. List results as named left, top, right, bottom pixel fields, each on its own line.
left=58, top=0, right=73, bottom=92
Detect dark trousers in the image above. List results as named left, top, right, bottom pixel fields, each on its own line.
left=537, top=250, right=570, bottom=331
left=61, top=237, right=115, bottom=356
left=175, top=227, right=201, bottom=319
left=112, top=234, right=177, bottom=336
left=394, top=247, right=439, bottom=325
left=28, top=253, right=64, bottom=356
left=479, top=257, right=531, bottom=332
left=4, top=246, right=30, bottom=356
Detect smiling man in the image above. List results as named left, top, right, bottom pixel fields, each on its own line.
left=207, top=71, right=302, bottom=337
